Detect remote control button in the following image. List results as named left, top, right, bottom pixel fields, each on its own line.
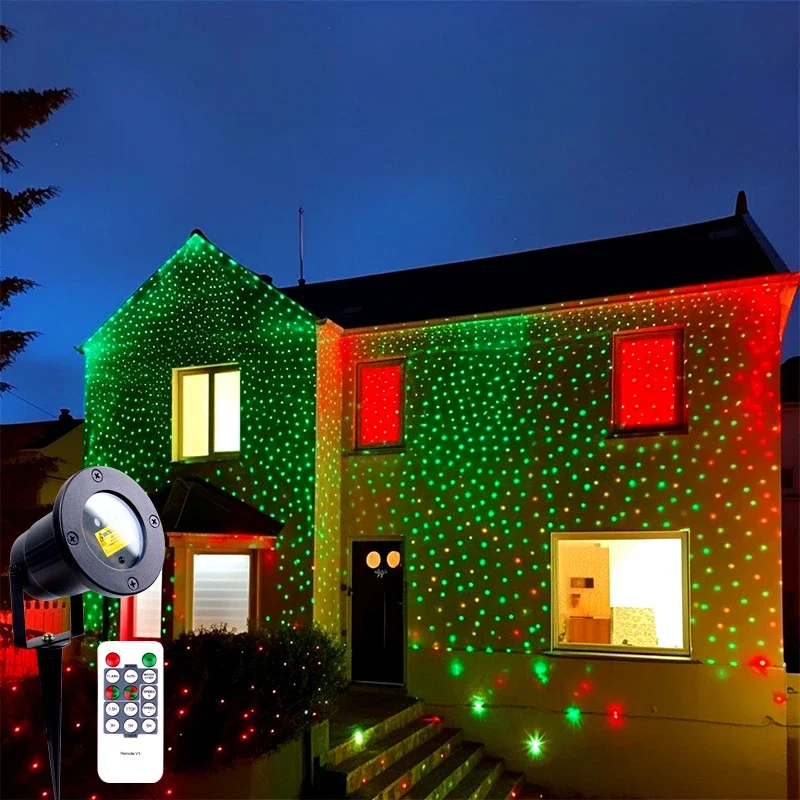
left=123, top=719, right=138, bottom=733
left=141, top=685, right=157, bottom=701
left=105, top=719, right=120, bottom=733
left=123, top=702, right=138, bottom=716
left=142, top=652, right=157, bottom=667
left=123, top=685, right=139, bottom=701
left=142, top=719, right=156, bottom=733
left=141, top=702, right=156, bottom=717
left=142, top=669, right=157, bottom=684
left=123, top=669, right=138, bottom=683
left=105, top=702, right=120, bottom=716
left=105, top=669, right=120, bottom=683
left=105, top=652, right=120, bottom=667
left=105, top=685, right=120, bottom=700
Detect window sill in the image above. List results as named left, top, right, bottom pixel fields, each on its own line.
left=606, top=427, right=689, bottom=440
left=545, top=648, right=695, bottom=664
left=172, top=453, right=241, bottom=466
left=343, top=445, right=406, bottom=458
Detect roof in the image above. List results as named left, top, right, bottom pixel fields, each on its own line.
left=278, top=205, right=789, bottom=329
left=0, top=416, right=83, bottom=451
left=783, top=356, right=800, bottom=404
left=149, top=477, right=284, bottom=536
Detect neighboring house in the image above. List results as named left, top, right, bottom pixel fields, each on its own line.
left=0, top=409, right=84, bottom=573
left=79, top=193, right=799, bottom=799
left=0, top=410, right=83, bottom=679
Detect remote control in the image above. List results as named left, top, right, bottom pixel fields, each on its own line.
left=97, top=640, right=164, bottom=783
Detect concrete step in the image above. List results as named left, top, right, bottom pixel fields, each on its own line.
left=329, top=697, right=426, bottom=767
left=327, top=718, right=442, bottom=795
left=485, top=772, right=525, bottom=800
left=349, top=727, right=464, bottom=800
left=403, top=742, right=485, bottom=800
left=443, top=758, right=505, bottom=800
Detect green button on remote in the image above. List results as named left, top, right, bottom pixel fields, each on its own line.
left=142, top=652, right=157, bottom=667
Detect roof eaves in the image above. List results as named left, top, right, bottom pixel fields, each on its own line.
left=740, top=213, right=790, bottom=273
left=338, top=271, right=800, bottom=336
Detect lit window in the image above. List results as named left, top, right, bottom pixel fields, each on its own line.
left=612, top=327, right=685, bottom=433
left=174, top=365, right=240, bottom=459
left=356, top=362, right=404, bottom=448
left=552, top=532, right=689, bottom=656
left=132, top=572, right=162, bottom=639
left=192, top=554, right=251, bottom=632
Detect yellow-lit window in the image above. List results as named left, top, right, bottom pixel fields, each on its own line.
left=552, top=531, right=690, bottom=657
left=174, top=365, right=240, bottom=460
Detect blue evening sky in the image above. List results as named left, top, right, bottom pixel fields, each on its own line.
left=2, top=1, right=798, bottom=422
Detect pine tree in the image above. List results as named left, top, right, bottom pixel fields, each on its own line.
left=0, top=26, right=74, bottom=572
left=0, top=24, right=74, bottom=393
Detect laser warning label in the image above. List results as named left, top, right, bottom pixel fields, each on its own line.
left=95, top=524, right=132, bottom=558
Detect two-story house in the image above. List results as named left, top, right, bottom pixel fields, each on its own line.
left=79, top=193, right=799, bottom=799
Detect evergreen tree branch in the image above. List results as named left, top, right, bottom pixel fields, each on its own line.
left=0, top=276, right=39, bottom=308
left=0, top=89, right=76, bottom=156
left=0, top=329, right=39, bottom=372
left=0, top=147, right=21, bottom=174
left=0, top=186, right=60, bottom=233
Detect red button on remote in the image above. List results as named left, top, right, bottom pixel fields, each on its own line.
left=105, top=652, right=120, bottom=667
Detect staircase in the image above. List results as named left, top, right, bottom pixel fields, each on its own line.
left=315, top=691, right=534, bottom=800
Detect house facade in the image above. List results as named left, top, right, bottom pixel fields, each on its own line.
left=81, top=199, right=799, bottom=799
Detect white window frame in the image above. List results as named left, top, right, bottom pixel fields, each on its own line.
left=172, top=363, right=240, bottom=461
left=551, top=530, right=691, bottom=658
left=185, top=550, right=255, bottom=633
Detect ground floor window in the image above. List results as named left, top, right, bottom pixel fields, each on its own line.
left=192, top=553, right=251, bottom=632
left=552, top=531, right=689, bottom=656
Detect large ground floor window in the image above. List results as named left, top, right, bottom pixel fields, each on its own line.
left=552, top=531, right=690, bottom=657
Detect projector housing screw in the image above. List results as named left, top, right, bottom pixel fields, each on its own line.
left=127, top=577, right=139, bottom=592
left=66, top=532, right=79, bottom=546
left=91, top=469, right=103, bottom=483
left=149, top=515, right=159, bottom=528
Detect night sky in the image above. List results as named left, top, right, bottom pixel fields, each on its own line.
left=2, top=2, right=798, bottom=423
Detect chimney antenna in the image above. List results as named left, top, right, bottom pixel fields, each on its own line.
left=298, top=205, right=306, bottom=286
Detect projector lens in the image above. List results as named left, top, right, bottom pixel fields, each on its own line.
left=82, top=491, right=144, bottom=571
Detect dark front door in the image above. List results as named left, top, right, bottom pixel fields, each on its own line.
left=351, top=540, right=404, bottom=685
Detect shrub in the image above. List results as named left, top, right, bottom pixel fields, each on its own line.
left=164, top=624, right=348, bottom=771
left=1, top=625, right=347, bottom=799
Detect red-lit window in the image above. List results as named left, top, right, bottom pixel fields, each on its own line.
left=612, top=327, right=685, bottom=433
left=356, top=362, right=404, bottom=448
